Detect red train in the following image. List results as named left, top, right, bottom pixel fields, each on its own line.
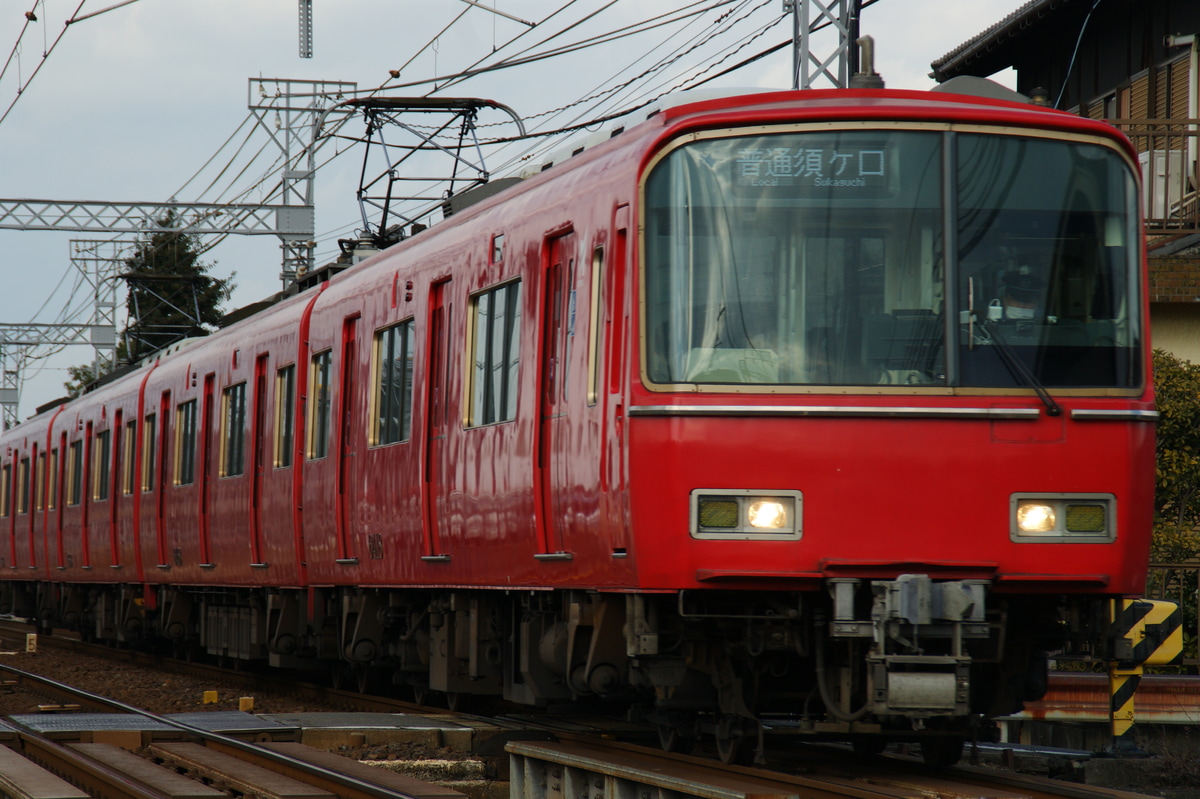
left=0, top=84, right=1154, bottom=765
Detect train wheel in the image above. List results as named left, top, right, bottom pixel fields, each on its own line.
left=446, top=692, right=472, bottom=713
left=851, top=738, right=887, bottom=757
left=656, top=715, right=696, bottom=754
left=920, top=735, right=964, bottom=768
left=714, top=715, right=753, bottom=765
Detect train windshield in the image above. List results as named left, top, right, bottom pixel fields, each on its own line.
left=642, top=127, right=1141, bottom=390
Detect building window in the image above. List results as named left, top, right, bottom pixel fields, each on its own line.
left=16, top=457, right=29, bottom=514
left=93, top=430, right=111, bottom=501
left=308, top=350, right=332, bottom=460
left=175, top=400, right=198, bottom=485
left=67, top=440, right=83, bottom=506
left=469, top=281, right=521, bottom=426
left=275, top=365, right=295, bottom=468
left=372, top=320, right=415, bottom=445
left=142, top=415, right=156, bottom=492
left=221, top=382, right=247, bottom=477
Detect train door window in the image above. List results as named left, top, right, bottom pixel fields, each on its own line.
left=220, top=382, right=247, bottom=477
left=175, top=400, right=197, bottom=485
left=35, top=452, right=45, bottom=511
left=275, top=365, right=295, bottom=468
left=371, top=320, right=415, bottom=446
left=0, top=463, right=8, bottom=517
left=468, top=280, right=521, bottom=426
left=588, top=247, right=604, bottom=405
left=141, top=415, right=156, bottom=492
left=48, top=449, right=57, bottom=510
left=67, top=440, right=83, bottom=506
left=92, top=430, right=110, bottom=501
left=122, top=420, right=136, bottom=495
left=16, top=458, right=29, bottom=514
left=308, top=350, right=332, bottom=459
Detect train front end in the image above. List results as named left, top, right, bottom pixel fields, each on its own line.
left=624, top=90, right=1154, bottom=761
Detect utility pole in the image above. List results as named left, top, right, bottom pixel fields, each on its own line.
left=298, top=0, right=313, bottom=58
left=785, top=0, right=862, bottom=90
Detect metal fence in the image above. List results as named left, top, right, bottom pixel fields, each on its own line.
left=1146, top=562, right=1199, bottom=668
left=1107, top=119, right=1200, bottom=234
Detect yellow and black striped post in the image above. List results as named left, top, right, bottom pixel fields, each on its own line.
left=1107, top=598, right=1183, bottom=754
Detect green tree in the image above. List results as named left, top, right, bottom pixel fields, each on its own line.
left=1151, top=348, right=1200, bottom=562
left=63, top=212, right=236, bottom=396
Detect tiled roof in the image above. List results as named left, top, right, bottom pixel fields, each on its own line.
left=930, top=0, right=1069, bottom=80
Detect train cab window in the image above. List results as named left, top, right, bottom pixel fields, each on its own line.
left=642, top=127, right=1139, bottom=391
left=308, top=350, right=332, bottom=460
left=175, top=400, right=198, bottom=485
left=371, top=321, right=415, bottom=446
left=141, top=415, right=156, bottom=492
left=66, top=440, right=83, bottom=506
left=220, top=382, right=247, bottom=477
left=93, top=430, right=110, bottom=501
left=35, top=452, right=45, bottom=511
left=16, top=457, right=29, bottom=514
left=0, top=463, right=9, bottom=517
left=468, top=281, right=521, bottom=426
left=275, top=365, right=295, bottom=468
left=122, top=420, right=136, bottom=495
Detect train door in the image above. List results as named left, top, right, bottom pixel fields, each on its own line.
left=335, top=315, right=359, bottom=563
left=422, top=280, right=452, bottom=561
left=535, top=231, right=576, bottom=557
left=199, top=374, right=214, bottom=566
left=604, top=212, right=631, bottom=553
left=110, top=411, right=121, bottom=567
left=250, top=355, right=268, bottom=566
left=156, top=392, right=170, bottom=567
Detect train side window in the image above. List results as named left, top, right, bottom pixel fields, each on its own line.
left=35, top=451, right=45, bottom=511
left=92, top=430, right=111, bottom=501
left=16, top=457, right=29, bottom=514
left=468, top=280, right=522, bottom=426
left=308, top=350, right=332, bottom=460
left=220, top=382, right=247, bottom=477
left=275, top=365, right=295, bottom=468
left=587, top=247, right=604, bottom=406
left=371, top=320, right=415, bottom=446
left=175, top=400, right=198, bottom=485
left=122, top=420, right=136, bottom=495
left=0, top=463, right=9, bottom=517
left=141, top=415, right=156, bottom=492
left=48, top=448, right=57, bottom=510
left=66, top=440, right=83, bottom=506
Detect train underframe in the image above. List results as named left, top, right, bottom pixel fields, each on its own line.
left=0, top=574, right=1106, bottom=766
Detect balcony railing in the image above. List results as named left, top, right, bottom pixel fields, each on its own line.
left=1107, top=120, right=1200, bottom=235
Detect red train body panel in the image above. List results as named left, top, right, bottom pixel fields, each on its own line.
left=0, top=86, right=1155, bottom=763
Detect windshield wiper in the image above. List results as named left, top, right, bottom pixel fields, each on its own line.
left=978, top=316, right=1062, bottom=417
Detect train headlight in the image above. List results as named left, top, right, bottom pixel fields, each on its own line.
left=1011, top=494, right=1115, bottom=542
left=1016, top=502, right=1056, bottom=533
left=748, top=500, right=788, bottom=529
left=692, top=489, right=802, bottom=540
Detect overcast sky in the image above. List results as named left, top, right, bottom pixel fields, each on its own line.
left=0, top=0, right=1028, bottom=418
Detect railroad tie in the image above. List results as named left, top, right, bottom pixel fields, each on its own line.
left=148, top=742, right=336, bottom=799
left=69, top=743, right=225, bottom=799
left=260, top=741, right=468, bottom=799
left=0, top=744, right=90, bottom=799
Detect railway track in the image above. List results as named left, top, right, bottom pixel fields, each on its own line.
left=0, top=621, right=1162, bottom=799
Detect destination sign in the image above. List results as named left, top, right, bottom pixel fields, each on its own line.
left=732, top=143, right=892, bottom=196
